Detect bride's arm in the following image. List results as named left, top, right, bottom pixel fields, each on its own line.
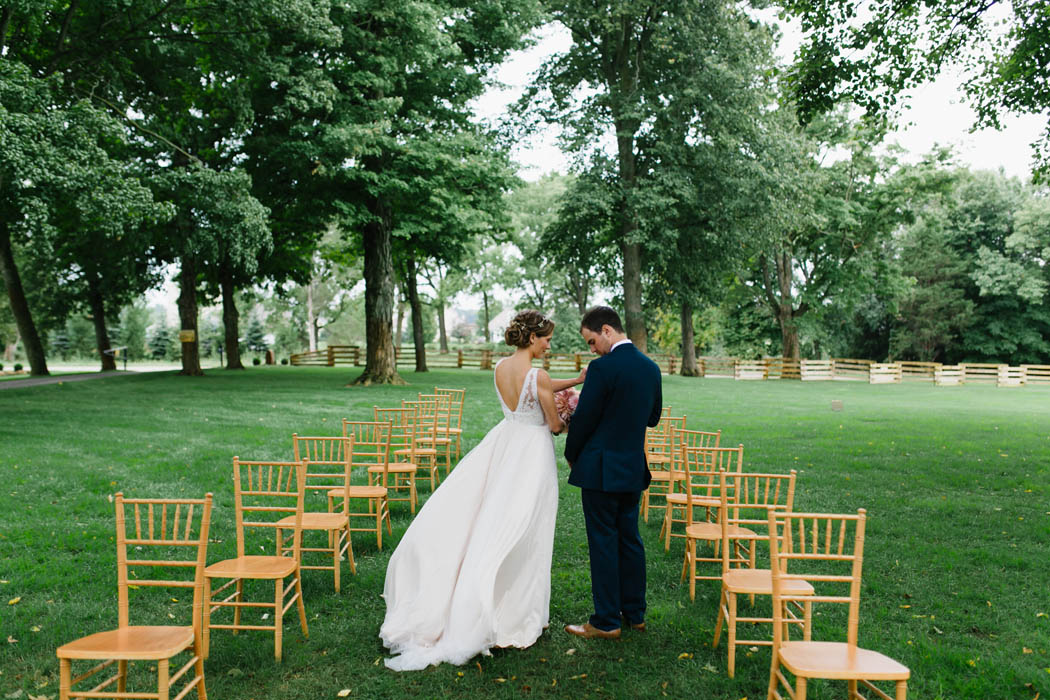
left=550, top=365, right=586, bottom=393
left=536, top=370, right=566, bottom=434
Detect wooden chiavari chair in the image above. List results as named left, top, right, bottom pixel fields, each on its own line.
left=434, top=387, right=465, bottom=462
left=338, top=420, right=393, bottom=549
left=767, top=509, right=909, bottom=700
left=374, top=406, right=420, bottom=514
left=284, top=434, right=356, bottom=590
left=57, top=493, right=213, bottom=700
left=711, top=469, right=811, bottom=678
left=203, top=459, right=308, bottom=662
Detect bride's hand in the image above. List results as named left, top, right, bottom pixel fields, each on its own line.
left=576, top=366, right=587, bottom=385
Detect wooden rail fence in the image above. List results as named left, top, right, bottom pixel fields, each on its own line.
left=289, top=346, right=1050, bottom=387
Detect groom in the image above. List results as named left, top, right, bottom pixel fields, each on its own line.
left=564, top=306, right=663, bottom=639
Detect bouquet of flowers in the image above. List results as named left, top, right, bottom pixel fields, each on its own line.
left=554, top=388, right=580, bottom=426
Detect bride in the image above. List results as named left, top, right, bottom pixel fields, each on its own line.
left=380, top=310, right=585, bottom=671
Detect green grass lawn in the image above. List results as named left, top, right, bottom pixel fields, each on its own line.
left=1, top=366, right=1048, bottom=699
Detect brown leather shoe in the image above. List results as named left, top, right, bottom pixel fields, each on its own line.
left=564, top=622, right=621, bottom=640
left=629, top=621, right=646, bottom=632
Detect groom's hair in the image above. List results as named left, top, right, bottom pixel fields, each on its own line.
left=580, top=306, right=624, bottom=334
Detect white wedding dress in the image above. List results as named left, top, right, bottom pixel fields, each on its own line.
left=379, top=362, right=559, bottom=671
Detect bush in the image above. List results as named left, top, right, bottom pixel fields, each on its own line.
left=14, top=363, right=23, bottom=371
left=280, top=358, right=288, bottom=365
left=252, top=357, right=261, bottom=366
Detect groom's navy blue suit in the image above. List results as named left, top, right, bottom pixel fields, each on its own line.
left=565, top=342, right=662, bottom=631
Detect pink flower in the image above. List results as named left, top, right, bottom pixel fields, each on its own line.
left=554, top=388, right=580, bottom=425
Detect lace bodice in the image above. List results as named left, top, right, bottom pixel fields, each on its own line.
left=494, top=360, right=546, bottom=426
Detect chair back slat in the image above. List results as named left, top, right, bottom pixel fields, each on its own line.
left=768, top=509, right=867, bottom=649
left=115, top=493, right=213, bottom=630
left=232, top=458, right=306, bottom=561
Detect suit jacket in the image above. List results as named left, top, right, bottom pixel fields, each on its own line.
left=565, top=343, right=663, bottom=493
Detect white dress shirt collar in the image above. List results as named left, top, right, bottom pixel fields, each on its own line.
left=610, top=339, right=633, bottom=352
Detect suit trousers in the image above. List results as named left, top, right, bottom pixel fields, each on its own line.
left=581, top=488, right=646, bottom=631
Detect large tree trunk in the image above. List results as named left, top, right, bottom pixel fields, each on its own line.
left=177, top=256, right=203, bottom=376
left=220, top=267, right=244, bottom=369
left=405, top=255, right=427, bottom=372
left=481, top=290, right=491, bottom=343
left=679, top=300, right=699, bottom=377
left=437, top=302, right=448, bottom=353
left=394, top=283, right=405, bottom=348
left=0, top=223, right=48, bottom=376
left=353, top=199, right=403, bottom=385
left=613, top=119, right=648, bottom=353
left=86, top=270, right=117, bottom=371
left=3, top=340, right=15, bottom=362
left=762, top=251, right=804, bottom=362
left=306, top=272, right=317, bottom=352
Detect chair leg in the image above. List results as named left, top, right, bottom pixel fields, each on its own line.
left=689, top=540, right=697, bottom=601
left=727, top=591, right=738, bottom=678
left=345, top=524, right=356, bottom=574
left=157, top=658, right=170, bottom=700
left=896, top=680, right=907, bottom=700
left=59, top=659, right=71, bottom=700
left=803, top=600, right=812, bottom=641
left=202, top=579, right=212, bottom=658
left=333, top=529, right=341, bottom=593
left=848, top=680, right=858, bottom=699
left=767, top=654, right=779, bottom=700
left=663, top=507, right=672, bottom=551
left=118, top=660, right=128, bottom=693
left=295, top=571, right=309, bottom=638
left=274, top=579, right=284, bottom=662
left=233, top=579, right=243, bottom=634
left=641, top=489, right=649, bottom=522
left=795, top=676, right=807, bottom=700
left=376, top=502, right=383, bottom=550
left=712, top=586, right=726, bottom=648
left=193, top=636, right=208, bottom=700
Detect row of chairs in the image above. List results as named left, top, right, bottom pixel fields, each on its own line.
left=642, top=412, right=910, bottom=700
left=55, top=388, right=467, bottom=700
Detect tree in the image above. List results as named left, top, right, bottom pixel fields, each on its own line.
left=1, top=61, right=164, bottom=375
left=522, top=0, right=773, bottom=351
left=780, top=0, right=1050, bottom=178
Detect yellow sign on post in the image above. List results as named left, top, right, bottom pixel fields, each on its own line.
left=178, top=330, right=196, bottom=343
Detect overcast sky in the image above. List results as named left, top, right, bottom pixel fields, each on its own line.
left=473, top=19, right=1046, bottom=182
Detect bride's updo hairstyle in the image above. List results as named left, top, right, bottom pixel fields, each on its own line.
left=504, top=310, right=555, bottom=348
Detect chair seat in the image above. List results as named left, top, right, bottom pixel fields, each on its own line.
left=394, top=447, right=438, bottom=457
left=666, top=493, right=717, bottom=506
left=347, top=485, right=388, bottom=498
left=649, top=470, right=686, bottom=482
left=723, top=568, right=815, bottom=596
left=646, top=454, right=672, bottom=465
left=778, top=641, right=911, bottom=680
left=686, top=523, right=754, bottom=541
left=448, top=427, right=462, bottom=434
left=370, top=463, right=416, bottom=474
left=205, top=555, right=297, bottom=580
left=277, top=512, right=347, bottom=530
left=57, top=626, right=194, bottom=661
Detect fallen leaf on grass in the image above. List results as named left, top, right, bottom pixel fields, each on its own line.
left=1023, top=647, right=1033, bottom=654
left=7, top=597, right=20, bottom=605
left=336, top=690, right=351, bottom=697
left=7, top=636, right=16, bottom=644
left=677, top=652, right=692, bottom=660
left=569, top=674, right=587, bottom=680
left=5, top=690, right=23, bottom=698
left=27, top=694, right=50, bottom=700
left=702, top=663, right=718, bottom=674
left=565, top=648, right=576, bottom=655
left=30, top=626, right=40, bottom=633
left=494, top=678, right=506, bottom=683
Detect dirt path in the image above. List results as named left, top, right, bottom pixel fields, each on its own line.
left=0, top=370, right=163, bottom=390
